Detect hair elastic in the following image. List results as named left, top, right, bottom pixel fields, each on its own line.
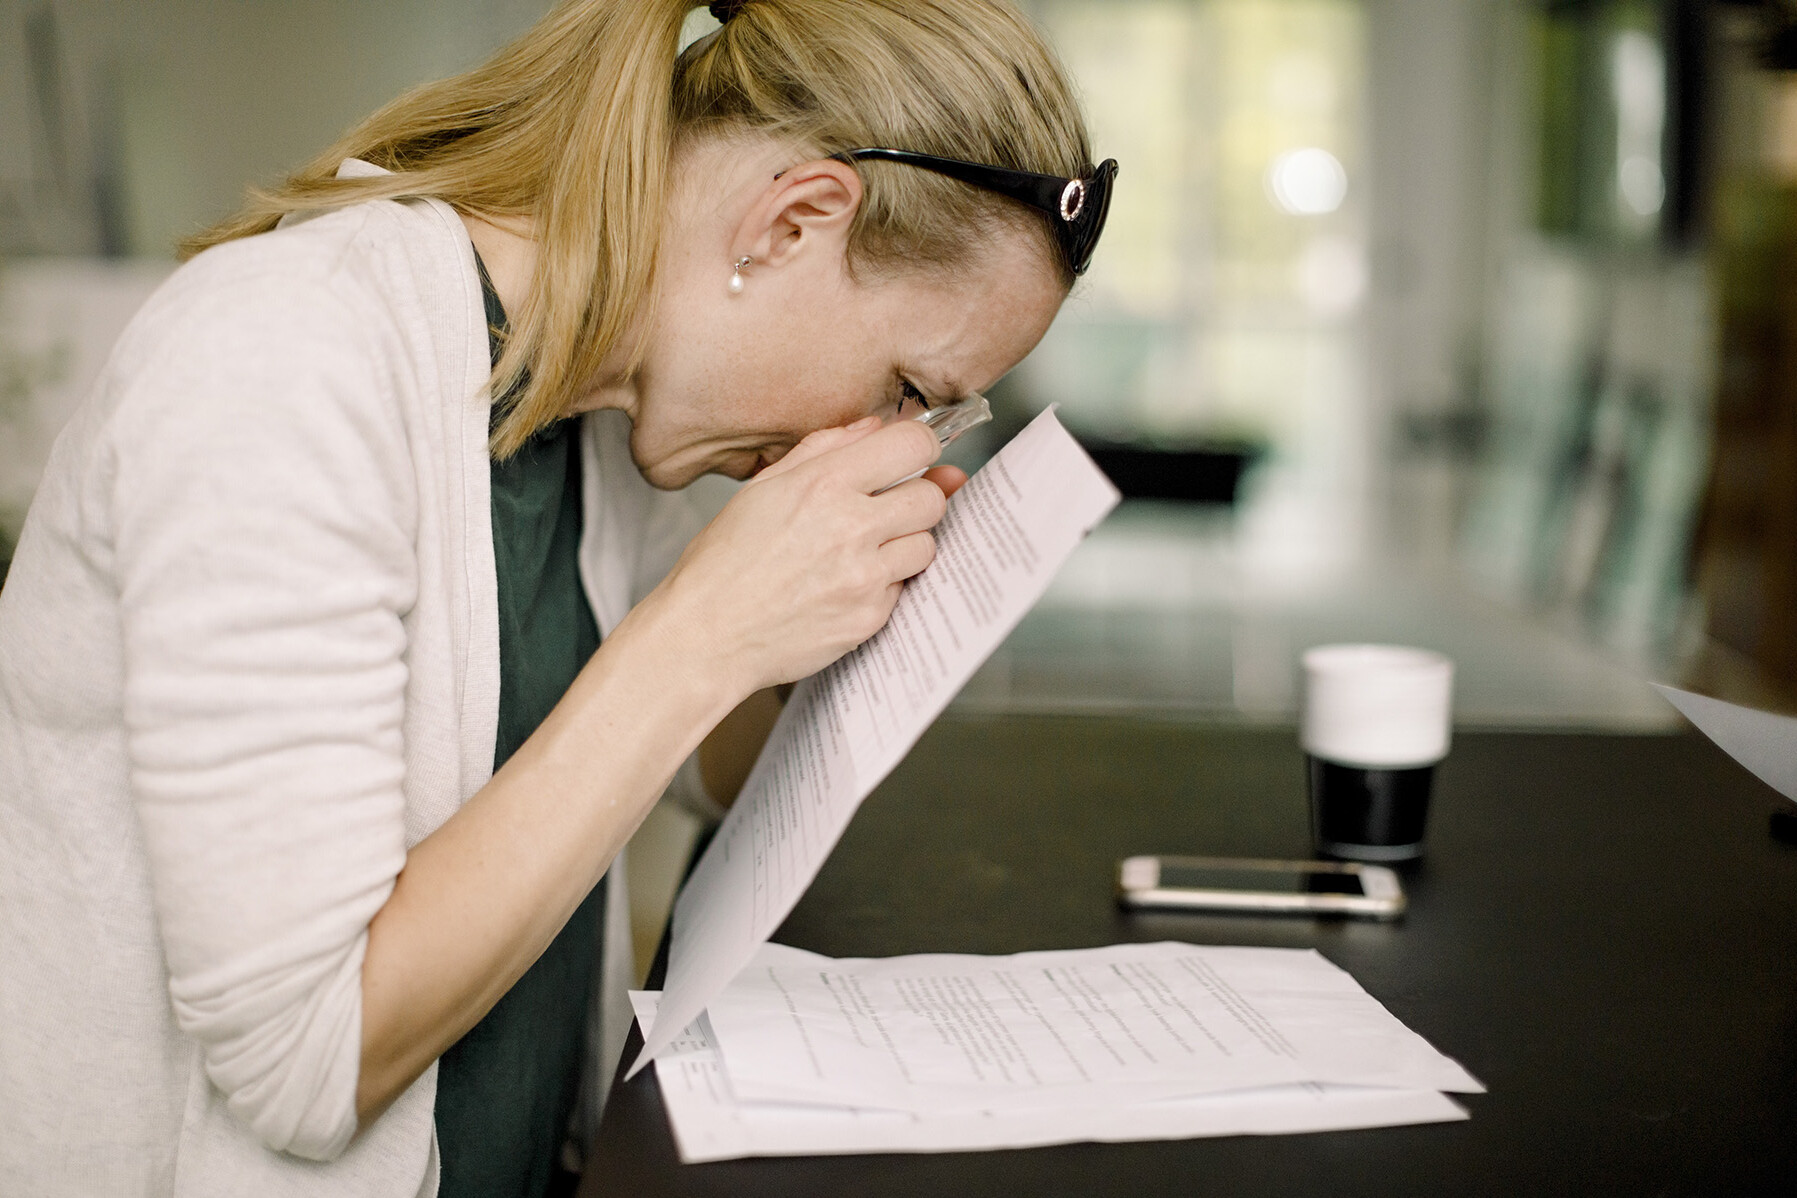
left=709, top=0, right=750, bottom=21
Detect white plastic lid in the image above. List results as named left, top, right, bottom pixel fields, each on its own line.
left=1300, top=644, right=1454, bottom=768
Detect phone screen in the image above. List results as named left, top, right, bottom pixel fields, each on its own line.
left=1157, top=863, right=1367, bottom=896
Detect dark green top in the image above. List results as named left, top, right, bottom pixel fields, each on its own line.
left=433, top=253, right=603, bottom=1198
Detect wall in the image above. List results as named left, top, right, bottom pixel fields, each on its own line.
left=1, top=0, right=548, bottom=258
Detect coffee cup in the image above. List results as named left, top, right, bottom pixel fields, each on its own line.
left=1301, top=644, right=1454, bottom=862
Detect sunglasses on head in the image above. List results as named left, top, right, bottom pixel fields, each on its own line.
left=832, top=148, right=1119, bottom=277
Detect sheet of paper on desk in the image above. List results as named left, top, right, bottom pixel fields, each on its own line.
left=1655, top=684, right=1797, bottom=802
left=707, top=942, right=1483, bottom=1112
left=630, top=409, right=1121, bottom=1076
left=627, top=992, right=1468, bottom=1164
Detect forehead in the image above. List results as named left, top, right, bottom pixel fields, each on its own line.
left=867, top=232, right=1067, bottom=395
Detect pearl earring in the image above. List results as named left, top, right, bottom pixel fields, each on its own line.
left=728, top=256, right=752, bottom=295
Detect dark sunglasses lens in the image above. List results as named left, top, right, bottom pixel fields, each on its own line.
left=1068, top=159, right=1117, bottom=275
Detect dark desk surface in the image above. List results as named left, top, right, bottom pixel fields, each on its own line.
left=586, top=716, right=1797, bottom=1197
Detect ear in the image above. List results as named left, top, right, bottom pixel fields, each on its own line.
left=732, top=158, right=863, bottom=271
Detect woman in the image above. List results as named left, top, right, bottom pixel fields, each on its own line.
left=0, top=0, right=1111, bottom=1194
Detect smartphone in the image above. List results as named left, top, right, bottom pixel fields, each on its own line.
left=1116, top=855, right=1406, bottom=921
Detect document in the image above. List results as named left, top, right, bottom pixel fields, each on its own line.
left=1655, top=684, right=1797, bottom=802
left=631, top=410, right=1121, bottom=1074
left=628, top=989, right=1469, bottom=1163
left=705, top=942, right=1482, bottom=1112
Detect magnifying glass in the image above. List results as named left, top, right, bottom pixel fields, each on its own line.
left=914, top=393, right=991, bottom=449
left=873, top=394, right=991, bottom=494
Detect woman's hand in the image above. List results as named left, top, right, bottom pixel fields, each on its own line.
left=635, top=415, right=956, bottom=701
left=357, top=417, right=961, bottom=1127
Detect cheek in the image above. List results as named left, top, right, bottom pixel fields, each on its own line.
left=766, top=299, right=901, bottom=422
left=746, top=359, right=885, bottom=434
left=710, top=302, right=896, bottom=435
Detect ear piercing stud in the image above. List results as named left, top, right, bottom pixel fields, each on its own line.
left=728, top=256, right=752, bottom=295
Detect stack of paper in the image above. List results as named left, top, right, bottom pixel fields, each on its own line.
left=631, top=941, right=1482, bottom=1162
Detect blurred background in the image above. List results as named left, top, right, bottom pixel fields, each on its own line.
left=6, top=0, right=1797, bottom=969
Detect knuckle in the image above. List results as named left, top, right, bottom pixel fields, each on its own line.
left=864, top=590, right=899, bottom=629
left=789, top=468, right=834, bottom=508
left=855, top=504, right=889, bottom=541
left=821, top=505, right=866, bottom=551
left=852, top=558, right=888, bottom=593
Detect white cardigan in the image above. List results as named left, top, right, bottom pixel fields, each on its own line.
left=0, top=175, right=710, bottom=1196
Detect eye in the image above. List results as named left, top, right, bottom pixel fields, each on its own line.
left=898, top=379, right=933, bottom=417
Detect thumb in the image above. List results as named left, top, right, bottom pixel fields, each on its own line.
left=922, top=465, right=969, bottom=499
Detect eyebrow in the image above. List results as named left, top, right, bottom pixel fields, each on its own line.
left=906, top=370, right=971, bottom=408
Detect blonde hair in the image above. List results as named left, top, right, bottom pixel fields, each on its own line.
left=183, top=0, right=1092, bottom=457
